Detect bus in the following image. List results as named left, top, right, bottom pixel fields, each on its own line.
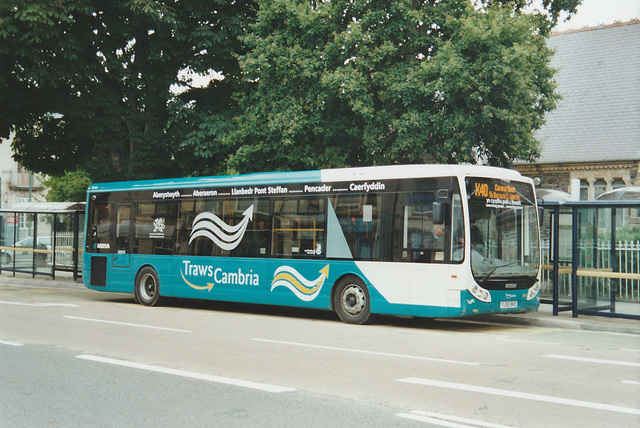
left=83, top=164, right=541, bottom=324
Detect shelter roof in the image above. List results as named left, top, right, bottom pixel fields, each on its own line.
left=596, top=186, right=640, bottom=201
left=0, top=202, right=85, bottom=213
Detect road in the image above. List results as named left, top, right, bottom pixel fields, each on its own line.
left=1, top=280, right=639, bottom=427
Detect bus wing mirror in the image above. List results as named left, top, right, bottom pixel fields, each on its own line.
left=433, top=189, right=450, bottom=225
left=433, top=202, right=445, bottom=224
left=437, top=189, right=450, bottom=200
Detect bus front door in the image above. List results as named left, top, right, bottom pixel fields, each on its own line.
left=113, top=204, right=131, bottom=268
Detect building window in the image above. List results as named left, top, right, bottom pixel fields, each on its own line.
left=612, top=179, right=625, bottom=190
left=579, top=180, right=589, bottom=200
left=594, top=179, right=607, bottom=199
left=18, top=197, right=30, bottom=230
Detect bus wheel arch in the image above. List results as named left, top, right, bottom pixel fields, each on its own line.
left=332, top=274, right=371, bottom=325
left=134, top=265, right=163, bottom=306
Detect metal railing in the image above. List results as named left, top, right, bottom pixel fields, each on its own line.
left=542, top=238, right=640, bottom=301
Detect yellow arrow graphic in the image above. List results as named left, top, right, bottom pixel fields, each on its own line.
left=271, top=265, right=329, bottom=301
left=181, top=270, right=214, bottom=291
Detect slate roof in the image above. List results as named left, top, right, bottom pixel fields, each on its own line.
left=534, top=21, right=640, bottom=164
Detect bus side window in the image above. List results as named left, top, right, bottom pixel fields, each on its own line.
left=134, top=202, right=176, bottom=255
left=178, top=197, right=271, bottom=258
left=329, top=194, right=383, bottom=261
left=397, top=193, right=444, bottom=263
left=272, top=197, right=325, bottom=258
left=115, top=205, right=131, bottom=252
left=237, top=197, right=270, bottom=257
left=407, top=205, right=438, bottom=262
left=450, top=193, right=465, bottom=262
left=90, top=202, right=112, bottom=253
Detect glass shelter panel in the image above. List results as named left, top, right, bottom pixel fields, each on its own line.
left=55, top=213, right=73, bottom=269
left=35, top=214, right=54, bottom=275
left=13, top=213, right=35, bottom=272
left=0, top=212, right=14, bottom=268
left=539, top=206, right=574, bottom=304
left=575, top=206, right=640, bottom=316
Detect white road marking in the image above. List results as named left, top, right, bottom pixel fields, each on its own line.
left=501, top=339, right=560, bottom=346
left=623, top=380, right=640, bottom=386
left=398, top=377, right=640, bottom=415
left=544, top=354, right=640, bottom=368
left=0, top=300, right=79, bottom=308
left=494, top=336, right=559, bottom=346
left=64, top=316, right=192, bottom=333
left=0, top=340, right=23, bottom=346
left=76, top=354, right=296, bottom=393
left=252, top=338, right=480, bottom=366
left=397, top=410, right=515, bottom=427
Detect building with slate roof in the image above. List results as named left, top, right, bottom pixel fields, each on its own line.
left=513, top=20, right=640, bottom=200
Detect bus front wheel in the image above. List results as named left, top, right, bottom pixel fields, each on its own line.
left=135, top=267, right=163, bottom=306
left=334, top=276, right=370, bottom=325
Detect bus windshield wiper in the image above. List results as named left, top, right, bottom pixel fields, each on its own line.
left=479, top=261, right=517, bottom=286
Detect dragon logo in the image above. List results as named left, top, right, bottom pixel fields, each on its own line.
left=153, top=217, right=166, bottom=233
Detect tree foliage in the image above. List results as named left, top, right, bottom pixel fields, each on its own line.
left=0, top=0, right=254, bottom=181
left=1, top=0, right=580, bottom=179
left=43, top=169, right=93, bottom=202
left=226, top=0, right=577, bottom=172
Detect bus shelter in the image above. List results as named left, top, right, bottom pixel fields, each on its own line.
left=540, top=200, right=640, bottom=320
left=0, top=202, right=85, bottom=280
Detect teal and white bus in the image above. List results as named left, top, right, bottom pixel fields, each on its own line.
left=83, top=164, right=541, bottom=324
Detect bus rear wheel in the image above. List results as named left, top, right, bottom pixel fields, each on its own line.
left=135, top=267, right=163, bottom=306
left=334, top=276, right=370, bottom=324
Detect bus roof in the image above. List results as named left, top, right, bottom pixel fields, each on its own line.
left=87, top=164, right=529, bottom=193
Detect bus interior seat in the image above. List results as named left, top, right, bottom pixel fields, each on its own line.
left=356, top=237, right=373, bottom=260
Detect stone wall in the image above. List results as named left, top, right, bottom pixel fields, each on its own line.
left=512, top=160, right=640, bottom=199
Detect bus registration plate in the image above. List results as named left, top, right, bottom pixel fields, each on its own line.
left=500, top=301, right=518, bottom=309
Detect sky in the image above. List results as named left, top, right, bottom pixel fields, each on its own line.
left=553, top=0, right=640, bottom=31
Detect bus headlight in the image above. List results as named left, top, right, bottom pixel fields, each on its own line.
left=527, top=282, right=540, bottom=300
left=469, top=284, right=492, bottom=303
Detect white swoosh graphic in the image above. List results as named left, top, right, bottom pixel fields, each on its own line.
left=189, top=205, right=253, bottom=251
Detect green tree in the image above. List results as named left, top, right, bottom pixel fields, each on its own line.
left=1, top=0, right=580, bottom=178
left=44, top=169, right=93, bottom=202
left=0, top=0, right=255, bottom=181
left=224, top=0, right=579, bottom=172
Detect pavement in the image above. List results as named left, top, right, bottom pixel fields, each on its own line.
left=1, top=271, right=639, bottom=335
left=471, top=304, right=640, bottom=335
